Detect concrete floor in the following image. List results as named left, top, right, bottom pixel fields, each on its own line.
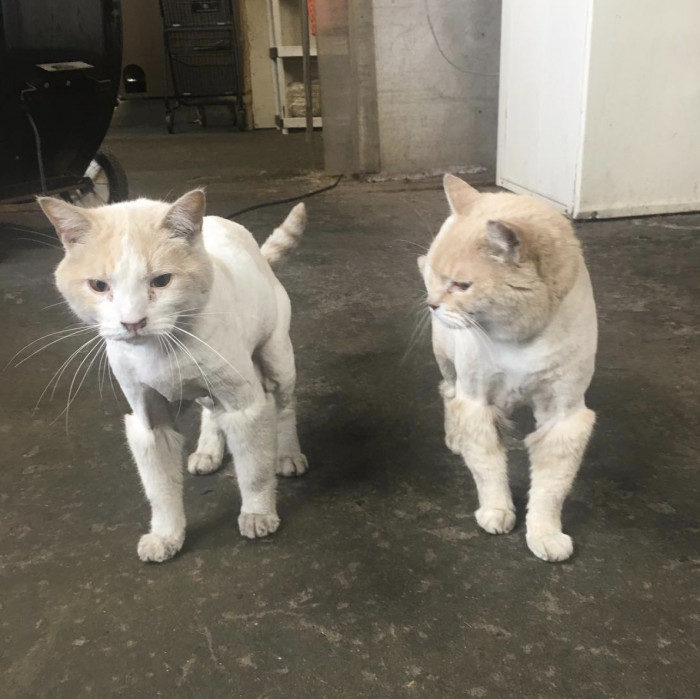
left=1, top=107, right=699, bottom=698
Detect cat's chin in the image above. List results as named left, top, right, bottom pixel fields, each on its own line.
left=435, top=315, right=466, bottom=331
left=103, top=332, right=154, bottom=344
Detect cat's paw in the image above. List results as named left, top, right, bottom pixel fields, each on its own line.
left=445, top=431, right=462, bottom=455
left=527, top=532, right=573, bottom=562
left=475, top=507, right=516, bottom=535
left=238, top=512, right=280, bottom=539
left=187, top=451, right=221, bottom=476
left=439, top=380, right=456, bottom=399
left=276, top=454, right=308, bottom=477
left=137, top=532, right=184, bottom=563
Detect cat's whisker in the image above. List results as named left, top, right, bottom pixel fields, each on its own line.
left=15, top=237, right=63, bottom=251
left=32, top=337, right=95, bottom=411
left=52, top=339, right=105, bottom=428
left=166, top=331, right=215, bottom=402
left=106, top=361, right=121, bottom=409
left=464, top=316, right=496, bottom=362
left=398, top=196, right=435, bottom=241
left=48, top=336, right=102, bottom=403
left=33, top=334, right=103, bottom=413
left=160, top=333, right=184, bottom=416
left=16, top=229, right=60, bottom=242
left=9, top=324, right=98, bottom=369
left=394, top=238, right=429, bottom=253
left=97, top=344, right=109, bottom=400
left=172, top=326, right=247, bottom=384
left=401, top=308, right=432, bottom=364
left=40, top=299, right=71, bottom=311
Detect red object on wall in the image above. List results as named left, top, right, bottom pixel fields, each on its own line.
left=307, top=0, right=316, bottom=35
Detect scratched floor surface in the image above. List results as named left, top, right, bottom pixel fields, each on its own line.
left=1, top=103, right=699, bottom=698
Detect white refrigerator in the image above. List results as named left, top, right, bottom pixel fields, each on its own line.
left=497, top=0, right=700, bottom=219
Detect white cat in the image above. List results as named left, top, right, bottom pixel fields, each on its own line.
left=39, top=190, right=308, bottom=562
left=420, top=175, right=597, bottom=562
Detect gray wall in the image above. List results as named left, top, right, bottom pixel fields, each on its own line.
left=317, top=0, right=501, bottom=177
left=316, top=0, right=380, bottom=174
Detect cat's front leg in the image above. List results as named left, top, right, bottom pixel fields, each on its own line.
left=124, top=413, right=186, bottom=563
left=525, top=407, right=596, bottom=562
left=439, top=380, right=459, bottom=454
left=218, top=393, right=280, bottom=539
left=449, top=394, right=516, bottom=535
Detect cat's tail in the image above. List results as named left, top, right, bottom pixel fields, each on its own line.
left=260, top=203, right=306, bottom=269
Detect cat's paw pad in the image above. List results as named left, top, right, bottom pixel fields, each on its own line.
left=475, top=507, right=516, bottom=535
left=187, top=452, right=221, bottom=476
left=137, top=533, right=183, bottom=563
left=276, top=454, right=308, bottom=477
left=527, top=532, right=573, bottom=562
left=238, top=512, right=280, bottom=539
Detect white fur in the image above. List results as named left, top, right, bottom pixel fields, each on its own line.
left=432, top=265, right=597, bottom=561
left=424, top=175, right=598, bottom=562
left=109, top=213, right=307, bottom=560
left=41, top=193, right=308, bottom=562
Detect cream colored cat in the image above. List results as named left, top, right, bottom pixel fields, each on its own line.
left=39, top=191, right=308, bottom=562
left=420, top=174, right=597, bottom=562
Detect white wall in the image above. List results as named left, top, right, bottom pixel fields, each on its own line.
left=497, top=0, right=592, bottom=209
left=317, top=0, right=502, bottom=176
left=498, top=0, right=700, bottom=218
left=371, top=0, right=501, bottom=175
left=577, top=0, right=700, bottom=217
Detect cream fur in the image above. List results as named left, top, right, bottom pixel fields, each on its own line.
left=39, top=192, right=308, bottom=562
left=422, top=175, right=598, bottom=562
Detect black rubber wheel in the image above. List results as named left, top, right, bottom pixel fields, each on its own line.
left=62, top=150, right=128, bottom=206
left=166, top=111, right=174, bottom=134
left=93, top=150, right=129, bottom=203
left=196, top=107, right=207, bottom=127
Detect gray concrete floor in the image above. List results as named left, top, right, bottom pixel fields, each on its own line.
left=1, top=105, right=699, bottom=698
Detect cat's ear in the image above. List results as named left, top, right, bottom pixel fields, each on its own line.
left=37, top=197, right=92, bottom=247
left=163, top=189, right=205, bottom=241
left=417, top=255, right=427, bottom=274
left=443, top=173, right=480, bottom=215
left=486, top=219, right=521, bottom=263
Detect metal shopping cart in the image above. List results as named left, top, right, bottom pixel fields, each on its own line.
left=160, top=0, right=246, bottom=133
left=0, top=0, right=127, bottom=206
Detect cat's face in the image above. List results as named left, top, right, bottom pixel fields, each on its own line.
left=39, top=191, right=213, bottom=342
left=420, top=175, right=553, bottom=342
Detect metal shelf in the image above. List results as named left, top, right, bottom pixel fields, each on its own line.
left=266, top=0, right=322, bottom=133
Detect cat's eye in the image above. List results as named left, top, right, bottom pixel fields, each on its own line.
left=449, top=281, right=472, bottom=292
left=151, top=274, right=172, bottom=288
left=88, top=279, right=109, bottom=293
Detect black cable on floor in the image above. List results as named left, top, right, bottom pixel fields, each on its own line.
left=224, top=174, right=343, bottom=220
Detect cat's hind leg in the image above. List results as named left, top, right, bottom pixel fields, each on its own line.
left=219, top=390, right=280, bottom=539
left=188, top=405, right=226, bottom=475
left=525, top=407, right=595, bottom=562
left=448, top=394, right=516, bottom=535
left=257, top=328, right=308, bottom=478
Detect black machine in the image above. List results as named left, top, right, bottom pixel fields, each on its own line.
left=160, top=0, right=246, bottom=133
left=0, top=0, right=127, bottom=204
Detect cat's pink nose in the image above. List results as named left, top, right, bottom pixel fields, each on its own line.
left=122, top=318, right=147, bottom=333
